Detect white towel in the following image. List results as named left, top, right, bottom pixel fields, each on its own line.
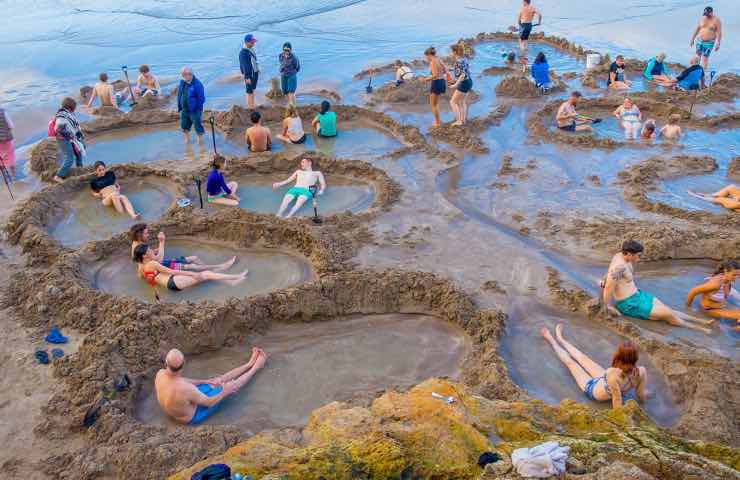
left=511, top=441, right=570, bottom=478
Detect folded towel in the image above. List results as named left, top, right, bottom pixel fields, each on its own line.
left=511, top=441, right=570, bottom=478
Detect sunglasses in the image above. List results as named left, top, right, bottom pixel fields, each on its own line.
left=283, top=49, right=291, bottom=52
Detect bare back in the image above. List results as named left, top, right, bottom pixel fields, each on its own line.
left=93, top=82, right=116, bottom=106
left=607, top=253, right=638, bottom=301
left=154, top=369, right=198, bottom=423
left=519, top=5, right=539, bottom=23
left=246, top=125, right=271, bottom=152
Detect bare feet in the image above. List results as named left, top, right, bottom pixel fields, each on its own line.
left=555, top=323, right=565, bottom=342
left=540, top=326, right=555, bottom=343
left=253, top=350, right=267, bottom=369
left=224, top=270, right=249, bottom=286
left=213, top=256, right=237, bottom=272
left=53, top=176, right=64, bottom=184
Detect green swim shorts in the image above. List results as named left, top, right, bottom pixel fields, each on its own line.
left=287, top=186, right=313, bottom=199
left=207, top=192, right=227, bottom=202
left=615, top=290, right=655, bottom=320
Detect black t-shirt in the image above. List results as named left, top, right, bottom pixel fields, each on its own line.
left=90, top=171, right=116, bottom=192
left=608, top=62, right=625, bottom=85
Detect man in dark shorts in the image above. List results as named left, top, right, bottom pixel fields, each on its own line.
left=517, top=0, right=542, bottom=67
left=607, top=55, right=632, bottom=89
left=239, top=34, right=259, bottom=109
left=556, top=91, right=592, bottom=132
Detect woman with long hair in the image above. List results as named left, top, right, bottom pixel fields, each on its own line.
left=422, top=47, right=448, bottom=128
left=686, top=260, right=740, bottom=329
left=449, top=44, right=472, bottom=126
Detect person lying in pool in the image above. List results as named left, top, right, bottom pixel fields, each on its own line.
left=133, top=244, right=247, bottom=292
left=688, top=185, right=740, bottom=211
left=541, top=325, right=648, bottom=409
left=686, top=260, right=740, bottom=329
left=129, top=223, right=235, bottom=272
left=602, top=240, right=714, bottom=333
left=272, top=157, right=326, bottom=218
left=206, top=155, right=239, bottom=207
left=155, top=347, right=266, bottom=425
left=90, top=161, right=140, bottom=219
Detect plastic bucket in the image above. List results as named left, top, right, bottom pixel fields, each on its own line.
left=586, top=53, right=601, bottom=70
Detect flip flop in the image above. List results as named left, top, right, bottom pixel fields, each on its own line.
left=114, top=373, right=131, bottom=392
left=176, top=198, right=192, bottom=208
left=51, top=348, right=64, bottom=359
left=35, top=350, right=49, bottom=365
left=45, top=326, right=68, bottom=344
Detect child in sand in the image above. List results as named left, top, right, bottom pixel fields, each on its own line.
left=659, top=114, right=682, bottom=140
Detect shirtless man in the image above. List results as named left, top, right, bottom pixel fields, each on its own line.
left=155, top=347, right=267, bottom=425
left=135, top=65, right=161, bottom=97
left=517, top=0, right=542, bottom=68
left=87, top=73, right=128, bottom=110
left=690, top=6, right=722, bottom=70
left=556, top=91, right=592, bottom=132
left=128, top=223, right=235, bottom=272
left=245, top=111, right=272, bottom=152
left=272, top=157, right=326, bottom=218
left=602, top=240, right=714, bottom=333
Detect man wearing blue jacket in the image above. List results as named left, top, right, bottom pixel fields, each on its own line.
left=177, top=66, right=206, bottom=144
left=239, top=34, right=259, bottom=109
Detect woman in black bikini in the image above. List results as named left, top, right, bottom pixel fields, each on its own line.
left=423, top=47, right=449, bottom=128
left=132, top=244, right=248, bottom=292
left=90, top=161, right=139, bottom=219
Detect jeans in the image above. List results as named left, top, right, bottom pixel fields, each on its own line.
left=180, top=110, right=205, bottom=135
left=56, top=139, right=81, bottom=178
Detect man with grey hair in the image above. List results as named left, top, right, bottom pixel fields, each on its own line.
left=154, top=347, right=267, bottom=424
left=177, top=66, right=206, bottom=144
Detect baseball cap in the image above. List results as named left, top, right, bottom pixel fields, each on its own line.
left=244, top=34, right=257, bottom=43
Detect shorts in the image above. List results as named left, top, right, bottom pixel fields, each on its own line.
left=615, top=290, right=655, bottom=320
left=180, top=110, right=205, bottom=135
left=163, top=256, right=191, bottom=270
left=696, top=40, right=715, bottom=58
left=558, top=122, right=576, bottom=132
left=430, top=78, right=446, bottom=95
left=245, top=73, right=259, bottom=94
left=457, top=78, right=473, bottom=93
left=520, top=22, right=533, bottom=40
left=286, top=186, right=313, bottom=199
left=583, top=377, right=602, bottom=401
left=208, top=192, right=227, bottom=202
left=0, top=139, right=15, bottom=167
left=188, top=384, right=223, bottom=424
left=141, top=88, right=159, bottom=96
left=289, top=134, right=307, bottom=144
left=281, top=74, right=297, bottom=94
left=167, top=275, right=182, bottom=292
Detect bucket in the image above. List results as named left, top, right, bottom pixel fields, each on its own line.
left=586, top=53, right=601, bottom=70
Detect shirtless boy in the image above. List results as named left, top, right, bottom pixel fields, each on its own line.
left=602, top=240, right=714, bottom=333
left=87, top=73, right=128, bottom=110
left=659, top=114, right=682, bottom=140
left=135, top=65, right=161, bottom=97
left=155, top=348, right=267, bottom=424
left=690, top=6, right=722, bottom=70
left=245, top=111, right=272, bottom=152
left=272, top=157, right=326, bottom=218
left=517, top=0, right=542, bottom=64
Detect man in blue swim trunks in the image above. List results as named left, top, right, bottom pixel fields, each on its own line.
left=155, top=347, right=267, bottom=425
left=602, top=240, right=714, bottom=333
left=689, top=6, right=722, bottom=71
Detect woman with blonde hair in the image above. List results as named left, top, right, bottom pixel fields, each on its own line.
left=449, top=44, right=473, bottom=126
left=276, top=104, right=306, bottom=144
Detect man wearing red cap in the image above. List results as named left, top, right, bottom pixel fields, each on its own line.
left=239, top=34, right=260, bottom=109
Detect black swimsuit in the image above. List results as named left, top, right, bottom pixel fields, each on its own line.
left=90, top=171, right=116, bottom=192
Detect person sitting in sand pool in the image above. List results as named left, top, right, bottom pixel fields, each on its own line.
left=206, top=156, right=239, bottom=207
left=449, top=44, right=473, bottom=126
left=312, top=101, right=337, bottom=138
left=613, top=98, right=642, bottom=140
left=675, top=57, right=705, bottom=91
left=530, top=52, right=551, bottom=91
left=155, top=347, right=266, bottom=424
left=602, top=240, right=714, bottom=333
left=272, top=157, right=326, bottom=218
left=133, top=244, right=247, bottom=292
left=641, top=119, right=656, bottom=140
left=607, top=55, right=631, bottom=90
left=422, top=47, right=449, bottom=128
left=129, top=223, right=235, bottom=272
left=541, top=326, right=648, bottom=409
left=245, top=111, right=272, bottom=153
left=134, top=65, right=161, bottom=97
left=643, top=53, right=675, bottom=86
left=556, top=91, right=593, bottom=132
left=688, top=184, right=740, bottom=211
left=90, top=161, right=139, bottom=219
left=659, top=114, right=682, bottom=140
left=276, top=105, right=306, bottom=144
left=395, top=61, right=414, bottom=86
left=686, top=260, right=740, bottom=328
left=504, top=51, right=517, bottom=65
left=87, top=73, right=128, bottom=110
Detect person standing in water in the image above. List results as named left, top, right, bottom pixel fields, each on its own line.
left=602, top=240, right=714, bottom=333
left=422, top=47, right=448, bottom=128
left=90, top=161, right=139, bottom=219
left=279, top=42, right=300, bottom=106
left=206, top=155, right=239, bottom=207
left=155, top=347, right=267, bottom=425
left=541, top=326, right=648, bottom=409
left=613, top=98, right=642, bottom=140
left=239, top=34, right=260, bottom=109
left=690, top=6, right=722, bottom=71
left=0, top=107, right=16, bottom=180
left=177, top=67, right=206, bottom=145
left=517, top=0, right=542, bottom=69
left=273, top=157, right=326, bottom=218
left=686, top=260, right=739, bottom=328
left=52, top=97, right=86, bottom=184
left=449, top=44, right=473, bottom=126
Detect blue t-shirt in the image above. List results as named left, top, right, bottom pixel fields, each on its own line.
left=531, top=61, right=550, bottom=86
left=676, top=65, right=704, bottom=90
left=206, top=169, right=231, bottom=196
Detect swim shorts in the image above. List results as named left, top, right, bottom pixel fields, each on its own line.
left=167, top=275, right=182, bottom=292
left=281, top=74, right=298, bottom=94
left=207, top=192, right=227, bottom=203
left=583, top=377, right=602, bottom=401
left=520, top=22, right=533, bottom=40
left=430, top=78, right=446, bottom=95
left=615, top=290, right=655, bottom=320
left=558, top=122, right=576, bottom=132
left=189, top=384, right=223, bottom=424
left=286, top=186, right=313, bottom=199
left=163, top=256, right=191, bottom=270
left=695, top=40, right=715, bottom=58
left=457, top=78, right=473, bottom=93
left=245, top=72, right=259, bottom=94
left=141, top=88, right=159, bottom=96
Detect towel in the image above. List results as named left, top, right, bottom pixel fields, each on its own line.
left=511, top=441, right=569, bottom=478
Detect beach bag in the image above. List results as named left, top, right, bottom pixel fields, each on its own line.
left=47, top=118, right=57, bottom=137
left=191, top=463, right=231, bottom=480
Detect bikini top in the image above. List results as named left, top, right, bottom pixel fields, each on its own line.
left=601, top=368, right=639, bottom=396
left=705, top=276, right=731, bottom=303
left=142, top=268, right=159, bottom=286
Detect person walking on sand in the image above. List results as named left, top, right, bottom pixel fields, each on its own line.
left=245, top=111, right=272, bottom=152
left=602, top=240, right=714, bottom=333
left=273, top=157, right=326, bottom=218
left=279, top=42, right=300, bottom=106
left=0, top=107, right=17, bottom=180
left=177, top=67, right=206, bottom=145
left=517, top=0, right=542, bottom=69
left=690, top=6, right=722, bottom=71
left=449, top=44, right=473, bottom=126
left=155, top=348, right=267, bottom=424
left=686, top=260, right=740, bottom=328
left=613, top=98, right=642, bottom=140
left=239, top=34, right=260, bottom=109
left=52, top=97, right=86, bottom=184
left=422, top=47, right=448, bottom=128
left=556, top=91, right=592, bottom=132
left=90, top=161, right=139, bottom=219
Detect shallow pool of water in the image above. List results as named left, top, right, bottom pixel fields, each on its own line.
left=135, top=313, right=471, bottom=430
left=647, top=162, right=734, bottom=214
left=87, top=238, right=313, bottom=303
left=49, top=177, right=176, bottom=247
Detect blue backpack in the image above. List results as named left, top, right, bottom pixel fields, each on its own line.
left=191, top=464, right=231, bottom=480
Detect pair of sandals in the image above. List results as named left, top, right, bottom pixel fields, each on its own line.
left=34, top=348, right=64, bottom=364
